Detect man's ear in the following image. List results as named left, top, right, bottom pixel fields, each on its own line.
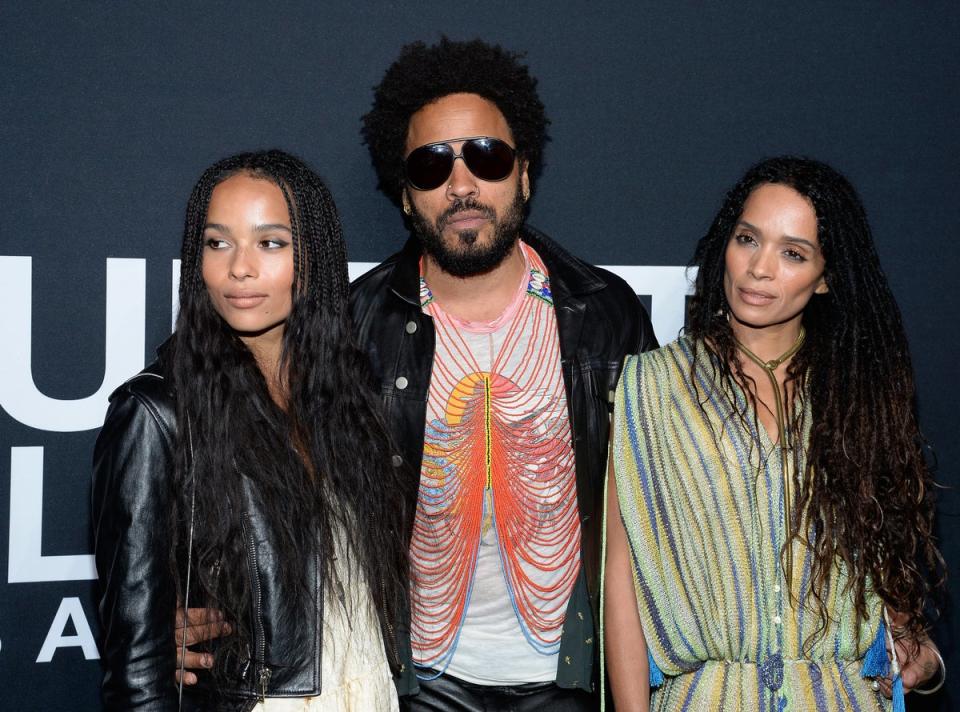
left=401, top=188, right=412, bottom=216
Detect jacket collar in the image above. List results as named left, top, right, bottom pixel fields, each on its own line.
left=520, top=224, right=606, bottom=301
left=387, top=235, right=426, bottom=306
left=386, top=224, right=607, bottom=306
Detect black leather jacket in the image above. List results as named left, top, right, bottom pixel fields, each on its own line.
left=349, top=226, right=657, bottom=694
left=92, top=355, right=325, bottom=711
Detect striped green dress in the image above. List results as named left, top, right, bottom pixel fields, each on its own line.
left=611, top=338, right=890, bottom=711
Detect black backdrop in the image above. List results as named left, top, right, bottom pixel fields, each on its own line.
left=1, top=2, right=957, bottom=709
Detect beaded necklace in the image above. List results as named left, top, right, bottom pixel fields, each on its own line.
left=410, top=243, right=580, bottom=671
left=734, top=325, right=805, bottom=590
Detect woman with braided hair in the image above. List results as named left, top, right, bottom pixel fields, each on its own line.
left=92, top=150, right=411, bottom=710
left=603, top=156, right=944, bottom=711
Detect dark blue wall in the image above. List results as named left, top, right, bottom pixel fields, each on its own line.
left=1, top=2, right=956, bottom=708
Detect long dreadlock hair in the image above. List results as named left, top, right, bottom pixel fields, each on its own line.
left=687, top=156, right=943, bottom=643
left=168, top=149, right=411, bottom=676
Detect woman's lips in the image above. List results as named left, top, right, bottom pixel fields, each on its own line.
left=225, top=293, right=268, bottom=308
left=738, top=287, right=776, bottom=305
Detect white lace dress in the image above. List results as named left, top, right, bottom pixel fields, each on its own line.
left=253, top=535, right=399, bottom=712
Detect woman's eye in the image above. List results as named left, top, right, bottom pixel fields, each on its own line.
left=784, top=249, right=806, bottom=262
left=734, top=233, right=756, bottom=246
left=261, top=238, right=289, bottom=249
left=204, top=238, right=227, bottom=249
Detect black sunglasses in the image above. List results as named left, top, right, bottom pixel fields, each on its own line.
left=404, top=136, right=517, bottom=191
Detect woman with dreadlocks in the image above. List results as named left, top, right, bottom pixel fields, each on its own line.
left=92, top=150, right=410, bottom=711
left=603, top=156, right=944, bottom=711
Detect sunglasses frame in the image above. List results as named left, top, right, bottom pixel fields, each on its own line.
left=404, top=135, right=517, bottom=191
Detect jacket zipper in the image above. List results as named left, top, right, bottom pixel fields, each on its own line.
left=258, top=666, right=272, bottom=702
left=370, top=513, right=401, bottom=672
left=241, top=513, right=269, bottom=701
left=380, top=574, right=401, bottom=670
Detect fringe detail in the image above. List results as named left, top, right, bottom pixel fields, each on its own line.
left=892, top=676, right=906, bottom=712
left=649, top=650, right=665, bottom=688
left=860, top=620, right=889, bottom=678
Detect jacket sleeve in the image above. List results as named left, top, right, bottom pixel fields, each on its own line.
left=92, top=386, right=178, bottom=710
left=636, top=299, right=659, bottom=353
left=595, top=266, right=659, bottom=357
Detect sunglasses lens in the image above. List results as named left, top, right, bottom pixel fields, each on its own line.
left=405, top=144, right=454, bottom=191
left=462, top=138, right=516, bottom=182
left=405, top=138, right=517, bottom=190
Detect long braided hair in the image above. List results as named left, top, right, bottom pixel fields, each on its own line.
left=687, top=156, right=943, bottom=643
left=169, top=149, right=411, bottom=675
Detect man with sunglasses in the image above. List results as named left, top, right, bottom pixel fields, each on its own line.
left=351, top=38, right=656, bottom=710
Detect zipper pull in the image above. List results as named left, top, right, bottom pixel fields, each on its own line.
left=258, top=666, right=272, bottom=702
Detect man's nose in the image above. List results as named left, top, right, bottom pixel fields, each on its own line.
left=446, top=155, right=480, bottom=200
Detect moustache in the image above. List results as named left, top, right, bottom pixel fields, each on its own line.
left=437, top=199, right=496, bottom=230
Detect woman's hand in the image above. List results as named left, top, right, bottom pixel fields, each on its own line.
left=876, top=636, right=943, bottom=698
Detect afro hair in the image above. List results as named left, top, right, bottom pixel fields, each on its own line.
left=361, top=37, right=549, bottom=206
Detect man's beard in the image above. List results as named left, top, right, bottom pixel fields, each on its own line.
left=410, top=186, right=526, bottom=278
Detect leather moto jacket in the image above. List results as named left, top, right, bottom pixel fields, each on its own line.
left=91, top=354, right=324, bottom=711
left=349, top=225, right=657, bottom=693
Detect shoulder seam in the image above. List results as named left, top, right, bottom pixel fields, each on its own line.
left=117, top=377, right=175, bottom=450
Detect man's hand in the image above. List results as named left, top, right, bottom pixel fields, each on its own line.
left=174, top=607, right=231, bottom=685
left=877, top=637, right=942, bottom=698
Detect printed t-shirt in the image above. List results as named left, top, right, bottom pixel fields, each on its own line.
left=409, top=241, right=581, bottom=684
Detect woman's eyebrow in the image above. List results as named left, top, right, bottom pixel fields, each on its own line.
left=254, top=223, right=293, bottom=234
left=783, top=236, right=818, bottom=250
left=737, top=220, right=817, bottom=249
left=203, top=223, right=232, bottom=234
